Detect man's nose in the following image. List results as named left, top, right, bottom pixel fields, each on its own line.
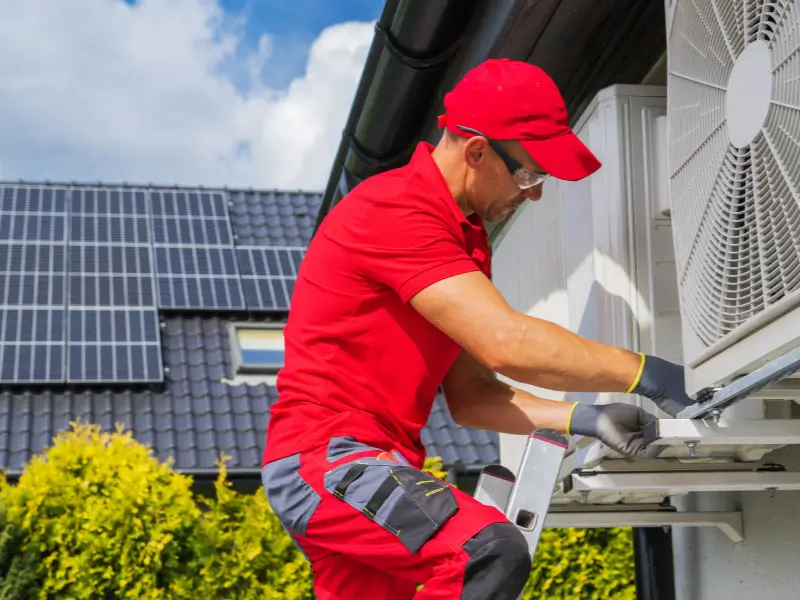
left=521, top=184, right=543, bottom=201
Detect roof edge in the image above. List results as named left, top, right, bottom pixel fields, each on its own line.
left=0, top=179, right=323, bottom=196
left=314, top=0, right=479, bottom=231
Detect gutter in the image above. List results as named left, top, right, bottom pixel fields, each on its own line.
left=315, top=0, right=476, bottom=231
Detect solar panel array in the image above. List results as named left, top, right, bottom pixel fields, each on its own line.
left=0, top=186, right=67, bottom=383
left=68, top=188, right=162, bottom=383
left=151, top=190, right=246, bottom=311
left=0, top=183, right=304, bottom=386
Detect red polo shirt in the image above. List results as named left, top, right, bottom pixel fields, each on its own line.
left=263, top=142, right=492, bottom=469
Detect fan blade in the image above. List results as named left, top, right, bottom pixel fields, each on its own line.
left=671, top=0, right=737, bottom=87
left=668, top=75, right=727, bottom=175
left=770, top=0, right=800, bottom=72
left=670, top=119, right=729, bottom=275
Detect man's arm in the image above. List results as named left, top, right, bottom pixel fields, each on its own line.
left=441, top=349, right=577, bottom=434
left=410, top=271, right=643, bottom=393
left=442, top=347, right=661, bottom=459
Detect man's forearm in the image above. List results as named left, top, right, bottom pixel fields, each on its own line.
left=494, top=315, right=643, bottom=394
left=452, top=378, right=577, bottom=435
left=410, top=271, right=646, bottom=396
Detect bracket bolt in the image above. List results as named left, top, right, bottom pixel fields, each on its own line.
left=685, top=441, right=698, bottom=457
left=767, top=487, right=777, bottom=499
left=580, top=490, right=590, bottom=504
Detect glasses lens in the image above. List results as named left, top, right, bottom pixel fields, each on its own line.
left=513, top=169, right=548, bottom=189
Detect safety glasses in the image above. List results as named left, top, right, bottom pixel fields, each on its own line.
left=456, top=125, right=549, bottom=190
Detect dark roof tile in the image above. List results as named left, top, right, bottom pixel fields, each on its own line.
left=229, top=191, right=322, bottom=247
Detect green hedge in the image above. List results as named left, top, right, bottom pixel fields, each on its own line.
left=526, top=528, right=635, bottom=599
left=0, top=422, right=634, bottom=599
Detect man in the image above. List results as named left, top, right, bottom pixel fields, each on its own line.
left=261, top=58, right=696, bottom=599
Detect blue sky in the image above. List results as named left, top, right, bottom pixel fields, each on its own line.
left=0, top=0, right=379, bottom=189
left=222, top=0, right=382, bottom=88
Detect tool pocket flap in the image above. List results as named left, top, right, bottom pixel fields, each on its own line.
left=324, top=460, right=458, bottom=554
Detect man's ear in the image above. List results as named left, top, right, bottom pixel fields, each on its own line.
left=463, top=137, right=487, bottom=168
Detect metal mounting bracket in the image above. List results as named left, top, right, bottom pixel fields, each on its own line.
left=644, top=418, right=800, bottom=447
left=678, top=345, right=800, bottom=419
left=563, top=469, right=800, bottom=496
left=544, top=509, right=744, bottom=543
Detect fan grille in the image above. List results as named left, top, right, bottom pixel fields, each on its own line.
left=669, top=0, right=800, bottom=347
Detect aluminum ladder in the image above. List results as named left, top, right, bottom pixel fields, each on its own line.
left=472, top=428, right=568, bottom=563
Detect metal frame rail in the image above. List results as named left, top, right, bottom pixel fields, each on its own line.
left=677, top=346, right=800, bottom=420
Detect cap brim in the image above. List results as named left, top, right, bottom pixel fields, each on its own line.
left=521, top=132, right=601, bottom=181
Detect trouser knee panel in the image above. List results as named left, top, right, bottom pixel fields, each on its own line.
left=461, top=521, right=531, bottom=599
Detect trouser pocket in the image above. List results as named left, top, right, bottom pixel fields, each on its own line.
left=323, top=457, right=459, bottom=554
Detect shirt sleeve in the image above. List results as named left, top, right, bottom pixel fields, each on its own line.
left=356, top=207, right=481, bottom=303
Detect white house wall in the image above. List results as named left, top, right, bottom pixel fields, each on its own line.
left=672, top=444, right=800, bottom=600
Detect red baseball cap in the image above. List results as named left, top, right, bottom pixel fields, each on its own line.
left=437, top=58, right=601, bottom=181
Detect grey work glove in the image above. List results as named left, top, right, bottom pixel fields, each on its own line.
left=568, top=402, right=658, bottom=459
left=629, top=354, right=697, bottom=417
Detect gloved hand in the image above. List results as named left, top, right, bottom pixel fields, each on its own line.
left=627, top=353, right=697, bottom=417
left=567, top=402, right=658, bottom=459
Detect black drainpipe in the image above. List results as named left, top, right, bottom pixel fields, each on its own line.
left=315, top=0, right=477, bottom=231
left=633, top=526, right=676, bottom=600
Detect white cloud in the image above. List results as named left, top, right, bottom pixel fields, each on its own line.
left=0, top=0, right=375, bottom=190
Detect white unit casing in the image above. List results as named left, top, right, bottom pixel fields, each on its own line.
left=666, top=0, right=800, bottom=396
left=491, top=84, right=681, bottom=473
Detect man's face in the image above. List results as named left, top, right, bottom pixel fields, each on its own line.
left=463, top=137, right=547, bottom=223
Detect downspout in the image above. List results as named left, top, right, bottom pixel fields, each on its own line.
left=633, top=526, right=677, bottom=600
left=315, top=0, right=477, bottom=231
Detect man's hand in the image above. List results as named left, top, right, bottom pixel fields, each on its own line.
left=628, top=354, right=697, bottom=418
left=567, top=402, right=658, bottom=459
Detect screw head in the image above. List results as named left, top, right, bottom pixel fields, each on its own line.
left=685, top=441, right=698, bottom=457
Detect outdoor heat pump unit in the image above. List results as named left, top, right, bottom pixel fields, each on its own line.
left=665, top=0, right=800, bottom=396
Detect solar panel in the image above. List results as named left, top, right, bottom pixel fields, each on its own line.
left=0, top=185, right=67, bottom=383
left=236, top=246, right=305, bottom=310
left=151, top=190, right=245, bottom=310
left=66, top=187, right=163, bottom=383
left=66, top=308, right=162, bottom=382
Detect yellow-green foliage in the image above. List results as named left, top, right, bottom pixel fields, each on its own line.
left=421, top=455, right=448, bottom=481
left=0, top=422, right=200, bottom=599
left=191, top=457, right=313, bottom=600
left=0, top=422, right=635, bottom=599
left=0, top=421, right=316, bottom=599
left=524, top=527, right=636, bottom=599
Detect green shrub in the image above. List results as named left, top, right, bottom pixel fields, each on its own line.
left=0, top=499, right=41, bottom=600
left=191, top=456, right=313, bottom=600
left=0, top=421, right=200, bottom=599
left=524, top=527, right=636, bottom=599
